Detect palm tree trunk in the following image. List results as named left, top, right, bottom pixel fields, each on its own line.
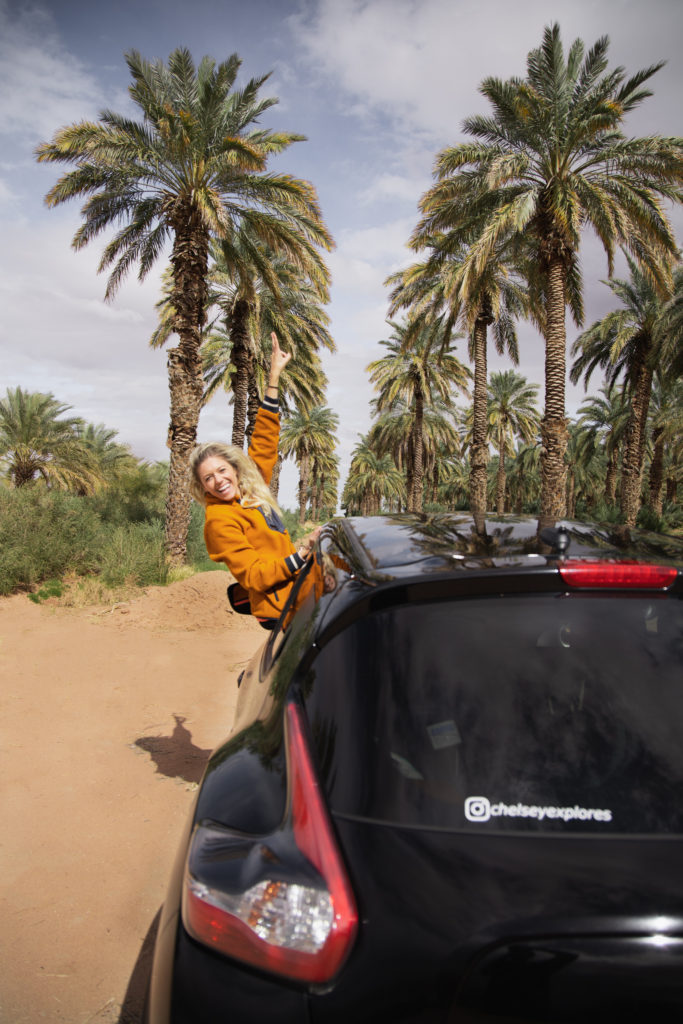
left=164, top=210, right=208, bottom=564
left=515, top=469, right=524, bottom=514
left=540, top=255, right=569, bottom=522
left=310, top=466, right=320, bottom=521
left=298, top=453, right=310, bottom=524
left=230, top=298, right=253, bottom=449
left=402, top=447, right=412, bottom=515
left=666, top=474, right=677, bottom=504
left=495, top=423, right=506, bottom=514
left=246, top=295, right=262, bottom=441
left=245, top=375, right=261, bottom=444
left=620, top=346, right=652, bottom=527
left=270, top=454, right=282, bottom=501
left=605, top=444, right=618, bottom=506
left=566, top=470, right=576, bottom=518
left=432, top=465, right=439, bottom=505
left=469, top=318, right=489, bottom=519
left=648, top=427, right=665, bottom=517
left=411, top=390, right=424, bottom=513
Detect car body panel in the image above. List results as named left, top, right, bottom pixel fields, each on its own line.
left=146, top=514, right=683, bottom=1023
left=305, top=818, right=683, bottom=1020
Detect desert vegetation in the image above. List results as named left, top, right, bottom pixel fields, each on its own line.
left=4, top=22, right=682, bottom=598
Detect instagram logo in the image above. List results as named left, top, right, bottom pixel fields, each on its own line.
left=465, top=796, right=491, bottom=822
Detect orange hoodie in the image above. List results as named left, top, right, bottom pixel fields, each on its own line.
left=203, top=405, right=302, bottom=621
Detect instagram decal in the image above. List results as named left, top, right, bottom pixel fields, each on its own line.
left=465, top=796, right=613, bottom=824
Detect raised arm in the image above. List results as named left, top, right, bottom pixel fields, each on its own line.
left=248, top=333, right=292, bottom=482
left=265, top=332, right=291, bottom=398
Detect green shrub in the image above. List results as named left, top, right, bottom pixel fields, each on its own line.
left=576, top=500, right=623, bottom=525
left=186, top=500, right=219, bottom=571
left=0, top=488, right=104, bottom=595
left=91, top=463, right=167, bottom=525
left=637, top=502, right=683, bottom=535
left=100, top=520, right=170, bottom=587
left=28, top=579, right=63, bottom=604
left=281, top=507, right=311, bottom=544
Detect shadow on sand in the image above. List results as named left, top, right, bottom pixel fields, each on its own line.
left=117, top=908, right=160, bottom=1023
left=134, top=714, right=213, bottom=785
left=121, top=717, right=212, bottom=1019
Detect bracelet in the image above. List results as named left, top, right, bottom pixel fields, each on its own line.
left=266, top=384, right=278, bottom=393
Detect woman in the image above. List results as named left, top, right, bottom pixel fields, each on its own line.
left=190, top=333, right=320, bottom=627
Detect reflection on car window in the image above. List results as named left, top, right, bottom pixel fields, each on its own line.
left=306, top=595, right=683, bottom=834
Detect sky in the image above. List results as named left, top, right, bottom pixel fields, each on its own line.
left=1, top=0, right=682, bottom=509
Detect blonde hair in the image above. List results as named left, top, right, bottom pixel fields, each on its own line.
left=189, top=442, right=281, bottom=516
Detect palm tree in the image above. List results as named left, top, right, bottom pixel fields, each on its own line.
left=205, top=227, right=333, bottom=446
left=367, top=320, right=469, bottom=512
left=342, top=439, right=405, bottom=515
left=368, top=399, right=463, bottom=514
left=36, top=47, right=331, bottom=563
left=0, top=388, right=102, bottom=493
left=576, top=383, right=630, bottom=508
left=570, top=258, right=674, bottom=525
left=563, top=421, right=606, bottom=519
left=365, top=412, right=413, bottom=512
left=280, top=406, right=339, bottom=523
left=506, top=440, right=541, bottom=514
left=201, top=317, right=330, bottom=504
left=390, top=227, right=533, bottom=519
left=646, top=377, right=683, bottom=517
left=309, top=449, right=339, bottom=520
left=421, top=409, right=465, bottom=508
left=418, top=24, right=683, bottom=521
left=658, top=263, right=683, bottom=381
left=77, top=423, right=138, bottom=484
left=434, top=453, right=470, bottom=512
left=487, top=371, right=540, bottom=513
left=203, top=244, right=334, bottom=443
left=371, top=396, right=465, bottom=514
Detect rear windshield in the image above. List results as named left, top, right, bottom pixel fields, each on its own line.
left=305, top=594, right=683, bottom=833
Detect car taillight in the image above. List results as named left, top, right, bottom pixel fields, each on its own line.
left=182, top=701, right=358, bottom=983
left=558, top=561, right=678, bottom=589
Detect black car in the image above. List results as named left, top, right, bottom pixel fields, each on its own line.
left=146, top=514, right=683, bottom=1023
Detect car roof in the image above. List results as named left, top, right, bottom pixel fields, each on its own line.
left=322, top=514, right=683, bottom=585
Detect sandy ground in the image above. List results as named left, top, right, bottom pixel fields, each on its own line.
left=0, top=571, right=265, bottom=1023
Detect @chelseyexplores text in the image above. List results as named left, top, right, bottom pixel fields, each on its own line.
left=465, top=797, right=613, bottom=824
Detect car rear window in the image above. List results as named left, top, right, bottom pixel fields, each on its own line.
left=305, top=594, right=683, bottom=833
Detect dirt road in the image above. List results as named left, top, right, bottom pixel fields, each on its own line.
left=0, top=572, right=264, bottom=1023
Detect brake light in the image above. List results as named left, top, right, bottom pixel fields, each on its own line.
left=182, top=702, right=358, bottom=983
left=558, top=561, right=678, bottom=589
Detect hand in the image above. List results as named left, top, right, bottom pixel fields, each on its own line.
left=297, top=526, right=322, bottom=559
left=268, top=332, right=291, bottom=389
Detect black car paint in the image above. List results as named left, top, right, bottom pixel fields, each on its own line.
left=146, top=515, right=683, bottom=1023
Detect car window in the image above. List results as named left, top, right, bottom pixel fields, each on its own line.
left=305, top=594, right=683, bottom=833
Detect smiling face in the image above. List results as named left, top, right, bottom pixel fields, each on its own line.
left=198, top=455, right=241, bottom=503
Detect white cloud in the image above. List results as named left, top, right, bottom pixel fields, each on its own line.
left=0, top=0, right=129, bottom=142
left=0, top=210, right=169, bottom=454
left=359, top=172, right=429, bottom=206
left=1, top=0, right=681, bottom=516
left=338, top=219, right=412, bottom=261
left=294, top=0, right=683, bottom=143
left=293, top=0, right=683, bottom=443
left=292, top=0, right=538, bottom=139
left=329, top=252, right=391, bottom=298
left=0, top=175, right=17, bottom=205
